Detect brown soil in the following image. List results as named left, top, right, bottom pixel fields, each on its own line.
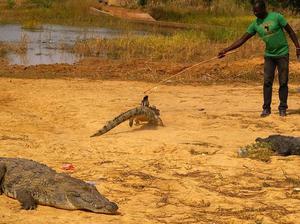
left=0, top=58, right=300, bottom=224
left=0, top=56, right=299, bottom=84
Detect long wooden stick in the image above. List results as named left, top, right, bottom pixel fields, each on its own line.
left=144, top=51, right=237, bottom=94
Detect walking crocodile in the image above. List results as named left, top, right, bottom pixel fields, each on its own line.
left=91, top=96, right=164, bottom=137
left=0, top=157, right=118, bottom=214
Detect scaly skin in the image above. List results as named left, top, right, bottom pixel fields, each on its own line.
left=0, top=157, right=118, bottom=214
left=256, top=135, right=300, bottom=156
left=91, top=105, right=163, bottom=137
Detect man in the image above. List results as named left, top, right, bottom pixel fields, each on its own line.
left=219, top=0, right=300, bottom=117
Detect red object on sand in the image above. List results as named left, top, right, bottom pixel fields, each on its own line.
left=62, top=163, right=75, bottom=171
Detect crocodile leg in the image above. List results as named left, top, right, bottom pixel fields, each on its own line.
left=134, top=119, right=141, bottom=126
left=157, top=117, right=164, bottom=126
left=16, top=189, right=37, bottom=210
left=0, top=163, right=6, bottom=195
left=129, top=118, right=134, bottom=127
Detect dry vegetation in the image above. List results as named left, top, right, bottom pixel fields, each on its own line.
left=238, top=142, right=275, bottom=162
left=0, top=34, right=28, bottom=56
left=72, top=32, right=265, bottom=63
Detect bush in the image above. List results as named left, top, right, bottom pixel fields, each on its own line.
left=6, top=0, right=16, bottom=9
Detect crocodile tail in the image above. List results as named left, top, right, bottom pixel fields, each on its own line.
left=90, top=107, right=144, bottom=137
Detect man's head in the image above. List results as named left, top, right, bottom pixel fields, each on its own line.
left=252, top=0, right=267, bottom=19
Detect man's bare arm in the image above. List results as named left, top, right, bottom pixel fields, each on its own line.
left=218, top=33, right=254, bottom=57
left=284, top=23, right=300, bottom=58
left=284, top=24, right=300, bottom=48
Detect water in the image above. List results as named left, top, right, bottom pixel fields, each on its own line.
left=0, top=24, right=123, bottom=65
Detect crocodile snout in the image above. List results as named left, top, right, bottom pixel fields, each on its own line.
left=106, top=202, right=118, bottom=213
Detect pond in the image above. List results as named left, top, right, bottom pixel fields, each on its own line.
left=0, top=24, right=125, bottom=65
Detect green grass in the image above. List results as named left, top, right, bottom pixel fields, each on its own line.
left=0, top=0, right=135, bottom=28
left=0, top=0, right=254, bottom=29
left=6, top=0, right=15, bottom=9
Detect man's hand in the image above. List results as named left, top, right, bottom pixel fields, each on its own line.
left=284, top=24, right=300, bottom=60
left=218, top=49, right=228, bottom=58
left=297, top=48, right=300, bottom=60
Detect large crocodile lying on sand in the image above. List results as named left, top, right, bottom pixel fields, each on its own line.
left=91, top=96, right=164, bottom=137
left=238, top=135, right=300, bottom=158
left=256, top=135, right=300, bottom=156
left=0, top=157, right=118, bottom=214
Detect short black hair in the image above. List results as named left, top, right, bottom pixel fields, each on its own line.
left=253, top=0, right=266, bottom=10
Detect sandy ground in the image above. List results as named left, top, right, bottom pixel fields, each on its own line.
left=0, top=75, right=300, bottom=224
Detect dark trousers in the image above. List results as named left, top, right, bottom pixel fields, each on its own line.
left=263, top=55, right=289, bottom=111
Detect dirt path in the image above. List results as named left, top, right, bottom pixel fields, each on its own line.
left=0, top=77, right=300, bottom=224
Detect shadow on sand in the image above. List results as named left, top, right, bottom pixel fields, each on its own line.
left=97, top=124, right=162, bottom=136
left=288, top=109, right=300, bottom=115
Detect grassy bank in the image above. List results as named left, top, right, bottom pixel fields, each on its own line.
left=73, top=31, right=265, bottom=63
left=0, top=0, right=299, bottom=65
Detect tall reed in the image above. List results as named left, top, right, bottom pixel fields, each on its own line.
left=73, top=31, right=264, bottom=63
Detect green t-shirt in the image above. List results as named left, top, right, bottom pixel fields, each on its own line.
left=247, top=12, right=289, bottom=57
